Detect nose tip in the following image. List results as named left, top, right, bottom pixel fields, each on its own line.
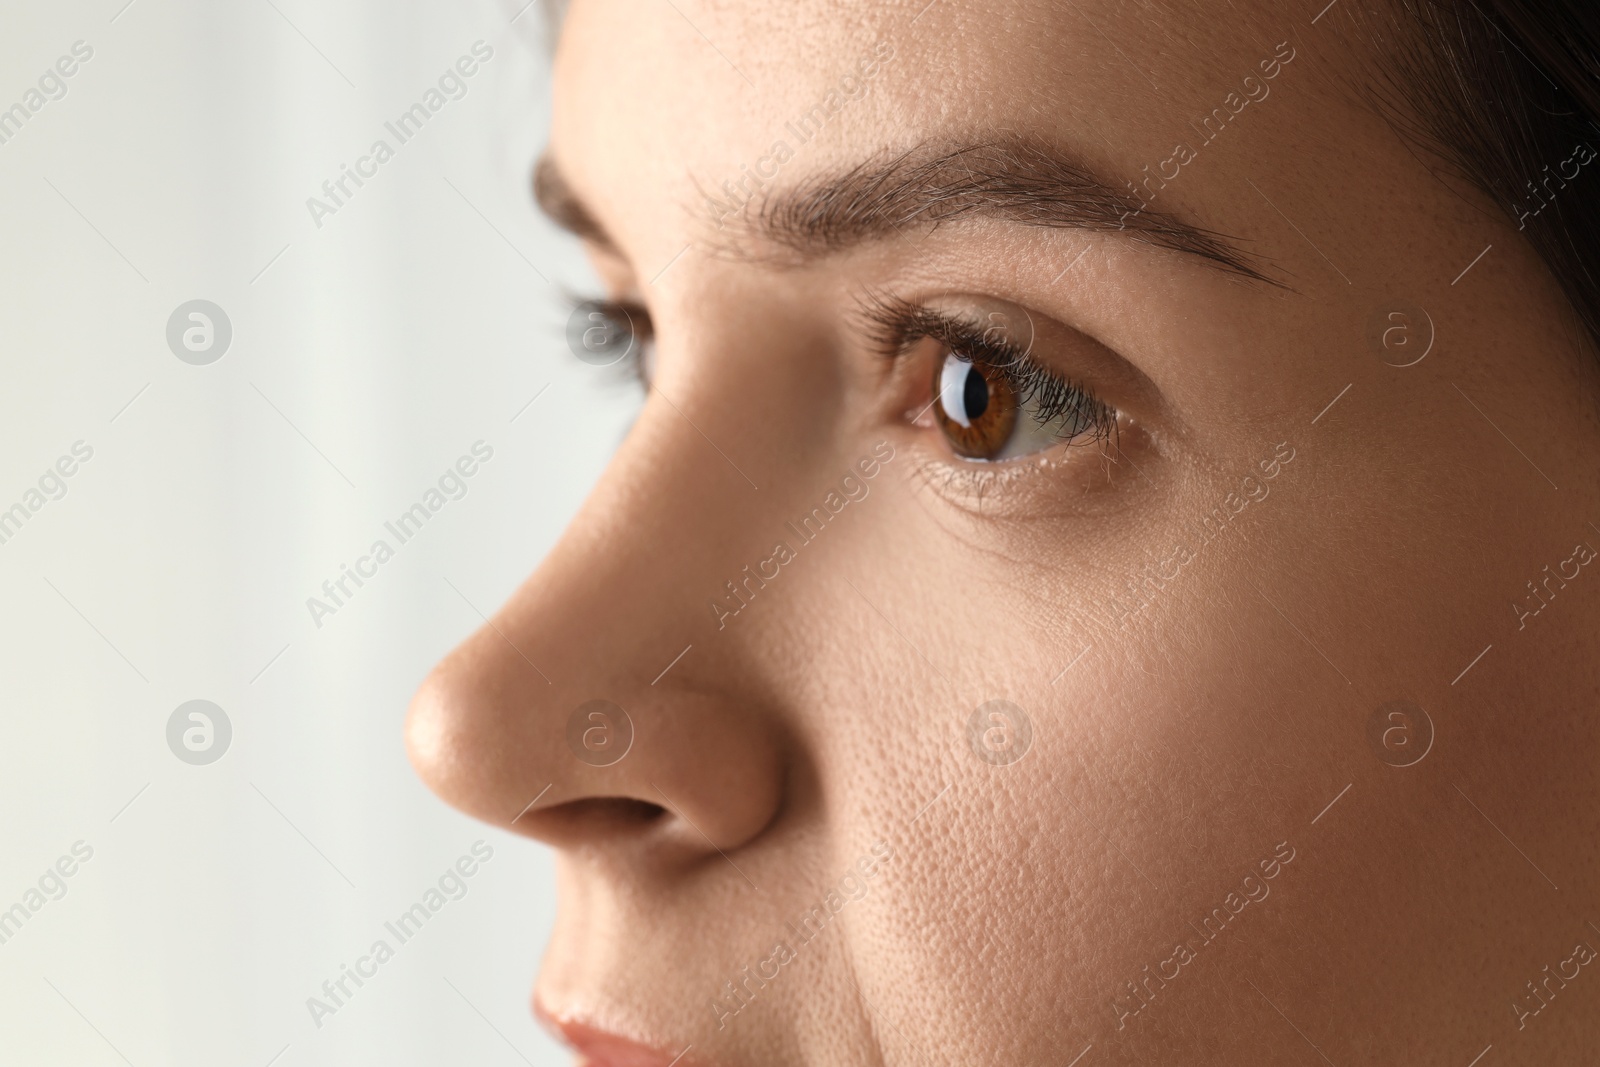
left=406, top=380, right=798, bottom=867
left=405, top=618, right=787, bottom=857
left=404, top=643, right=525, bottom=826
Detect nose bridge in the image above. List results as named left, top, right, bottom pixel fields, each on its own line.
left=523, top=360, right=787, bottom=670
left=406, top=381, right=791, bottom=856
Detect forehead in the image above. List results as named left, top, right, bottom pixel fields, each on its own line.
left=550, top=0, right=1274, bottom=267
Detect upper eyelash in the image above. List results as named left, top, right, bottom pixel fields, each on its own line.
left=856, top=293, right=1116, bottom=445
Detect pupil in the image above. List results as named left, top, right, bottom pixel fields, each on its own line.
left=962, top=365, right=989, bottom=420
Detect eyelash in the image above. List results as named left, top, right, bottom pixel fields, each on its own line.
left=857, top=294, right=1117, bottom=451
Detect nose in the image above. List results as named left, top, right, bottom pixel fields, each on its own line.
left=405, top=384, right=789, bottom=859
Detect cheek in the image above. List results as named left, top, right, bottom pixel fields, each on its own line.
left=815, top=493, right=1325, bottom=1009
left=778, top=499, right=1156, bottom=1053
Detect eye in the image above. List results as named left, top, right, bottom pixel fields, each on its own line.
left=860, top=294, right=1115, bottom=464
left=566, top=297, right=655, bottom=389
left=929, top=344, right=1112, bottom=462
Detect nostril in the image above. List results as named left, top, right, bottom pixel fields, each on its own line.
left=539, top=796, right=668, bottom=835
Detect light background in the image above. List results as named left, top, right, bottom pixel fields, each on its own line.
left=0, top=1, right=631, bottom=1063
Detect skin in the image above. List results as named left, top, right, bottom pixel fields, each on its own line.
left=406, top=0, right=1600, bottom=1063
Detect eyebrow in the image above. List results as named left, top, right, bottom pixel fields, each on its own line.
left=534, top=137, right=1271, bottom=282
left=533, top=156, right=615, bottom=251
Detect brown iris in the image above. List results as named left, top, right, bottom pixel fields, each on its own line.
left=932, top=353, right=1018, bottom=459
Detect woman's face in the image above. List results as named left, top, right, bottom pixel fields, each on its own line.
left=408, top=1, right=1600, bottom=1063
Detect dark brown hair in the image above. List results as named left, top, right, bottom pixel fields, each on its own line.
left=1386, top=0, right=1600, bottom=342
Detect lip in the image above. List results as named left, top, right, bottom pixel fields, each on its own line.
left=537, top=1003, right=696, bottom=1067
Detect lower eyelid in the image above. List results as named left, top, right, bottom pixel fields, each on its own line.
left=898, top=430, right=1135, bottom=520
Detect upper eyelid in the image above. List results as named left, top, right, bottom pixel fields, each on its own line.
left=855, top=295, right=1034, bottom=372
left=856, top=294, right=1000, bottom=358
